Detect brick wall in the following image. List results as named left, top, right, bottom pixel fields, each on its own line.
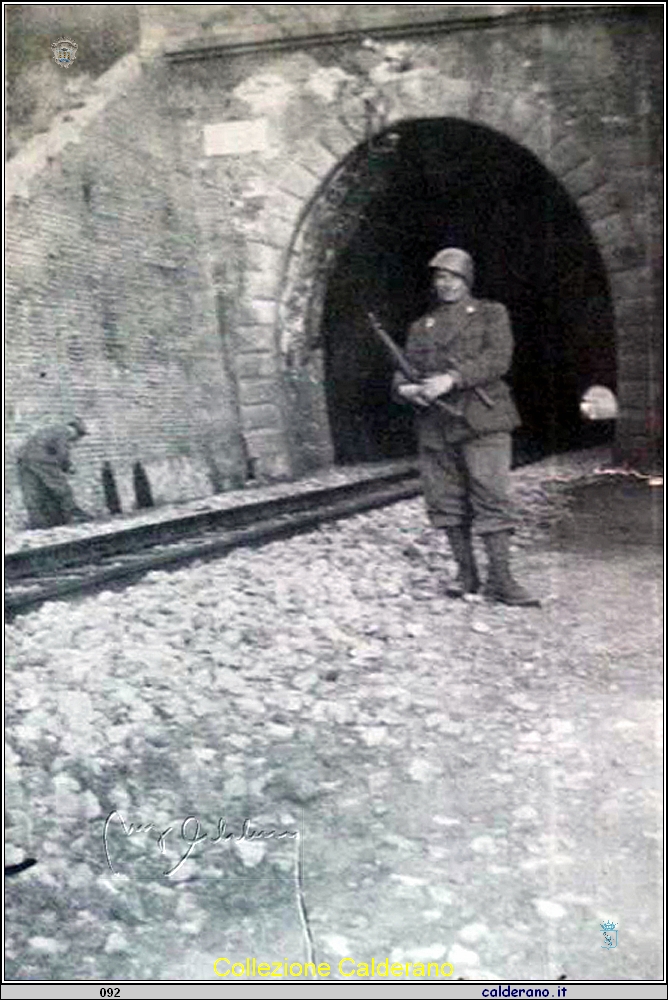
left=5, top=57, right=248, bottom=529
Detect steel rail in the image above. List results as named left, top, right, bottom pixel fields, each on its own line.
left=5, top=469, right=421, bottom=618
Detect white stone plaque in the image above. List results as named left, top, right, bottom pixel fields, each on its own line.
left=203, top=119, right=269, bottom=157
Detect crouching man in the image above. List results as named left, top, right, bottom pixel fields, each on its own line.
left=17, top=417, right=92, bottom=529
left=394, top=247, right=539, bottom=607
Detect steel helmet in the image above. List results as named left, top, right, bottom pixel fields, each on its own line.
left=428, top=247, right=474, bottom=288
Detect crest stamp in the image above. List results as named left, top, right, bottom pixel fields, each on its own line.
left=600, top=920, right=618, bottom=950
left=51, top=38, right=78, bottom=69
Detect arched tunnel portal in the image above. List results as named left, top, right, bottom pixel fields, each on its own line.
left=318, top=118, right=616, bottom=466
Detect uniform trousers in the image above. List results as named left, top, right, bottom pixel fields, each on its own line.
left=420, top=431, right=516, bottom=535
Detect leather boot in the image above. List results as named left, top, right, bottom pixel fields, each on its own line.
left=445, top=526, right=480, bottom=598
left=482, top=531, right=541, bottom=607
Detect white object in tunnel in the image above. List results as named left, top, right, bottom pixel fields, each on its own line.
left=580, top=385, right=618, bottom=421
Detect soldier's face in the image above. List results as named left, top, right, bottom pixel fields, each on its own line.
left=434, top=269, right=468, bottom=303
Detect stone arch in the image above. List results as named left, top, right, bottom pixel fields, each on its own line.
left=269, top=95, right=650, bottom=470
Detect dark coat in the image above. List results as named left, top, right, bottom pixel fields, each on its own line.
left=16, top=424, right=83, bottom=528
left=395, top=296, right=521, bottom=445
left=17, top=425, right=74, bottom=476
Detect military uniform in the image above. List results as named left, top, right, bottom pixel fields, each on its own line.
left=17, top=422, right=89, bottom=529
left=394, top=247, right=539, bottom=606
left=397, top=296, right=520, bottom=534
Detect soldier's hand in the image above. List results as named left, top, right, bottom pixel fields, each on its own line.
left=397, top=383, right=430, bottom=407
left=420, top=372, right=459, bottom=401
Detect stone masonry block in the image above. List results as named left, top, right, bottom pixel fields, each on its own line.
left=245, top=268, right=279, bottom=301
left=606, top=241, right=648, bottom=274
left=316, top=119, right=357, bottom=161
left=335, top=110, right=366, bottom=145
left=519, top=116, right=555, bottom=162
left=617, top=380, right=652, bottom=408
left=239, top=298, right=277, bottom=326
left=266, top=190, right=303, bottom=224
left=294, top=139, right=338, bottom=183
left=506, top=93, right=546, bottom=139
left=275, top=162, right=319, bottom=201
left=432, top=76, right=472, bottom=119
left=260, top=451, right=292, bottom=480
left=240, top=402, right=281, bottom=432
left=590, top=213, right=630, bottom=253
left=614, top=430, right=656, bottom=465
left=616, top=318, right=655, bottom=355
left=618, top=405, right=648, bottom=437
left=472, top=89, right=516, bottom=133
left=578, top=185, right=620, bottom=225
left=235, top=325, right=277, bottom=353
left=609, top=266, right=653, bottom=303
left=617, top=350, right=654, bottom=382
left=244, top=427, right=287, bottom=456
left=243, top=211, right=295, bottom=248
left=238, top=378, right=278, bottom=406
left=630, top=211, right=658, bottom=253
left=244, top=429, right=292, bottom=479
left=546, top=134, right=590, bottom=177
left=235, top=352, right=279, bottom=380
left=617, top=423, right=653, bottom=445
left=614, top=430, right=655, bottom=459
left=613, top=297, right=653, bottom=329
left=616, top=167, right=661, bottom=207
left=246, top=240, right=285, bottom=275
left=562, top=158, right=606, bottom=198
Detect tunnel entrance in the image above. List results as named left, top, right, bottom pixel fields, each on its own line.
left=320, top=118, right=616, bottom=465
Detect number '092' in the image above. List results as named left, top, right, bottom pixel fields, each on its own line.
left=100, top=990, right=120, bottom=998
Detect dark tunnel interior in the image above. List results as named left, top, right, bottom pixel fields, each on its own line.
left=321, top=118, right=617, bottom=466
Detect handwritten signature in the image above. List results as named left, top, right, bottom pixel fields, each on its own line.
left=103, top=811, right=299, bottom=877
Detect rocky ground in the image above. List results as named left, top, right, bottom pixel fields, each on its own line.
left=5, top=453, right=663, bottom=982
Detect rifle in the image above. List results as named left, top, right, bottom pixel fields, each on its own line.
left=368, top=311, right=495, bottom=413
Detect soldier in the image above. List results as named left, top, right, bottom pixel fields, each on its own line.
left=17, top=417, right=91, bottom=529
left=394, top=247, right=540, bottom=606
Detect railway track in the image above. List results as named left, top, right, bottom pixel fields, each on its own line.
left=5, top=466, right=421, bottom=617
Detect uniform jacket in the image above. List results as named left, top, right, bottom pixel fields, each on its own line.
left=17, top=425, right=74, bottom=475
left=394, top=296, right=521, bottom=445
